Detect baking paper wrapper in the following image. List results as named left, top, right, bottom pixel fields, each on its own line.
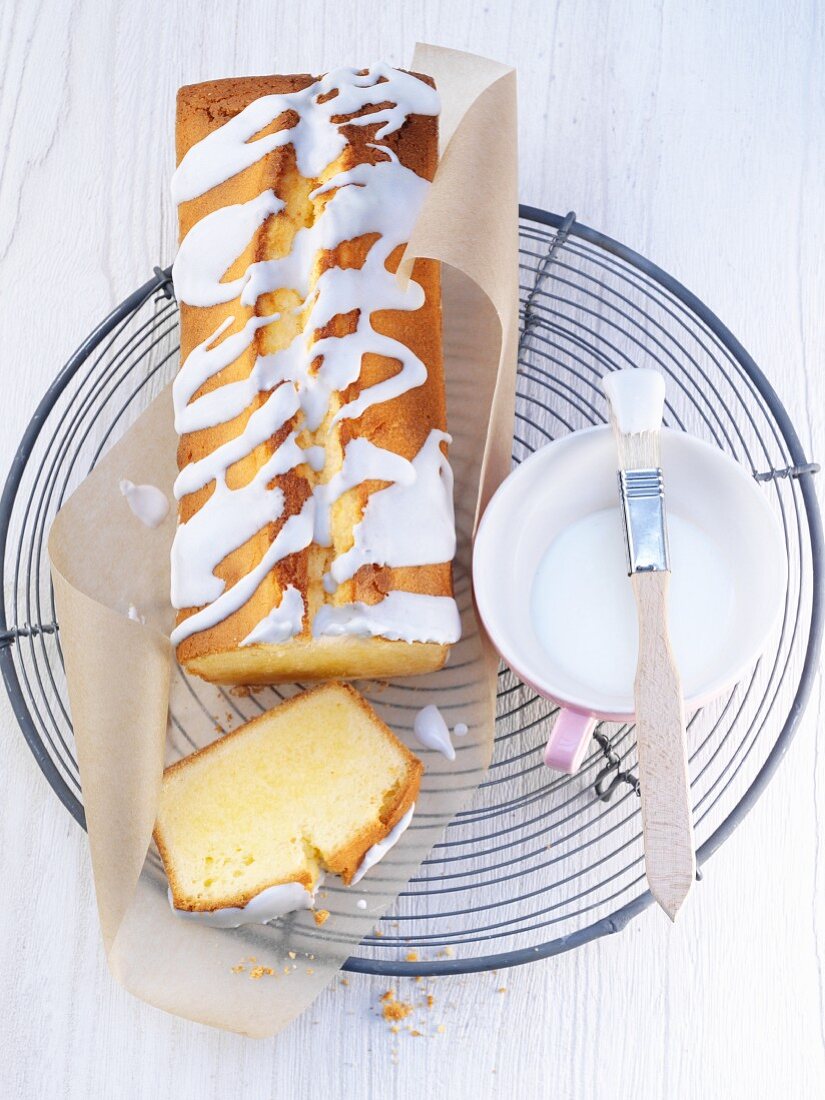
left=47, top=44, right=518, bottom=1037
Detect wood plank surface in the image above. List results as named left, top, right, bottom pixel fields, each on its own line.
left=1, top=2, right=823, bottom=1097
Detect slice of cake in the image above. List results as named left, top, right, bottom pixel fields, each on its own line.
left=154, top=682, right=422, bottom=923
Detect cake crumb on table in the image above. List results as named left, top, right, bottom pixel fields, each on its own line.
left=380, top=989, right=414, bottom=1023
left=231, top=965, right=245, bottom=974
left=383, top=1004, right=413, bottom=1023
left=405, top=950, right=419, bottom=962
left=314, top=909, right=330, bottom=926
left=374, top=986, right=454, bottom=1046
left=249, top=966, right=274, bottom=980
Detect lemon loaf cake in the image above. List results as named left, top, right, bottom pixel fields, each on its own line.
left=154, top=682, right=422, bottom=923
left=170, top=64, right=461, bottom=684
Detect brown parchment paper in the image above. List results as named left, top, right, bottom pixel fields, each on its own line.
left=47, top=44, right=518, bottom=1037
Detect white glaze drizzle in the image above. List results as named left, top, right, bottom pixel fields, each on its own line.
left=120, top=479, right=169, bottom=528
left=329, top=429, right=455, bottom=584
left=171, top=64, right=439, bottom=203
left=413, top=704, right=456, bottom=761
left=170, top=497, right=315, bottom=646
left=168, top=879, right=316, bottom=928
left=240, top=585, right=305, bottom=646
left=172, top=313, right=277, bottom=434
left=453, top=722, right=469, bottom=737
left=173, top=382, right=302, bottom=501
left=170, top=64, right=459, bottom=647
left=313, top=592, right=461, bottom=645
left=350, top=804, right=415, bottom=885
left=313, top=438, right=416, bottom=547
left=172, top=190, right=285, bottom=307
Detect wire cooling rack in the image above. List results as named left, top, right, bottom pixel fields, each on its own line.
left=0, top=207, right=821, bottom=977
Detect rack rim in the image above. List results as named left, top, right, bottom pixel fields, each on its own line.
left=0, top=206, right=821, bottom=977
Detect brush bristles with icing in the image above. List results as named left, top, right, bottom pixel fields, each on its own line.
left=603, top=369, right=665, bottom=470
left=611, top=426, right=661, bottom=472
left=170, top=67, right=461, bottom=684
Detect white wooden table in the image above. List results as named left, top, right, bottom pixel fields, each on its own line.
left=1, top=2, right=823, bottom=1096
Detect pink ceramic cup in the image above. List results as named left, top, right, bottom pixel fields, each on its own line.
left=472, top=427, right=786, bottom=774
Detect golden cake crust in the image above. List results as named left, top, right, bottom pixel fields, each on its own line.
left=173, top=71, right=451, bottom=683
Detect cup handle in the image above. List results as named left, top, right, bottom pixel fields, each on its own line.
left=544, top=709, right=597, bottom=774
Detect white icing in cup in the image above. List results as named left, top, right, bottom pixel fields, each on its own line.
left=531, top=509, right=735, bottom=702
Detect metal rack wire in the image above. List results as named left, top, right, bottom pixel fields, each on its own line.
left=0, top=207, right=821, bottom=976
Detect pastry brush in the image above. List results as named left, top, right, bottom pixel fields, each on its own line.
left=602, top=368, right=695, bottom=921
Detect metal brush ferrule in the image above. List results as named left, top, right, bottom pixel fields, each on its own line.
left=618, top=467, right=670, bottom=574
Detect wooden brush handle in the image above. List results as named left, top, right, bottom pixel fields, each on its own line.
left=631, top=570, right=696, bottom=920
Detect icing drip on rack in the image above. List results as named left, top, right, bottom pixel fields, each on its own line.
left=170, top=63, right=459, bottom=648
left=413, top=704, right=456, bottom=761
left=120, top=479, right=169, bottom=528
